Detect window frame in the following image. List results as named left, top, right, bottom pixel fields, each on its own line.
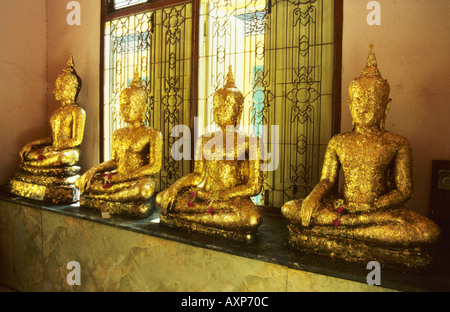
left=100, top=0, right=200, bottom=164
left=99, top=0, right=343, bottom=202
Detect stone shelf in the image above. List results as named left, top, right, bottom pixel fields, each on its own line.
left=1, top=186, right=449, bottom=292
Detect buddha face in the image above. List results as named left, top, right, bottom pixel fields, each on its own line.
left=213, top=92, right=243, bottom=128
left=119, top=89, right=147, bottom=126
left=348, top=79, right=389, bottom=128
left=54, top=73, right=79, bottom=104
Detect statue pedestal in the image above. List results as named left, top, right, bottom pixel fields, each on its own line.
left=79, top=194, right=155, bottom=219
left=160, top=213, right=259, bottom=244
left=287, top=225, right=435, bottom=270
left=8, top=171, right=80, bottom=205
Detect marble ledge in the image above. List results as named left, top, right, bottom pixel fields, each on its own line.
left=1, top=186, right=450, bottom=292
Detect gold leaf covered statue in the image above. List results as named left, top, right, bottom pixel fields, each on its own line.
left=75, top=69, right=162, bottom=218
left=156, top=66, right=263, bottom=243
left=281, top=45, right=440, bottom=269
left=8, top=55, right=86, bottom=204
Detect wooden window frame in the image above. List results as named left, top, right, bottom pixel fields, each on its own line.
left=99, top=0, right=343, bottom=195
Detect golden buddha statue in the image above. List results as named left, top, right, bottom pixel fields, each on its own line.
left=156, top=66, right=263, bottom=243
left=281, top=45, right=440, bottom=269
left=8, top=55, right=86, bottom=204
left=75, top=70, right=162, bottom=218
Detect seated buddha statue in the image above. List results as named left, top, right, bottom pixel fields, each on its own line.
left=8, top=55, right=86, bottom=204
left=281, top=45, right=440, bottom=269
left=156, top=66, right=263, bottom=243
left=75, top=70, right=162, bottom=218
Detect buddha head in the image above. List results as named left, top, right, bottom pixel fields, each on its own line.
left=213, top=66, right=244, bottom=129
left=119, top=69, right=148, bottom=126
left=54, top=55, right=82, bottom=104
left=348, top=44, right=391, bottom=130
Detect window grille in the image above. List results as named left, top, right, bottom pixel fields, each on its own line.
left=102, top=0, right=341, bottom=207
left=103, top=1, right=193, bottom=192
left=198, top=0, right=338, bottom=207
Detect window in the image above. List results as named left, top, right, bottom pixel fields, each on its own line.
left=102, top=0, right=193, bottom=193
left=101, top=0, right=342, bottom=208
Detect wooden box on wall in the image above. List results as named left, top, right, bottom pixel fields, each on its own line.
left=430, top=160, right=450, bottom=233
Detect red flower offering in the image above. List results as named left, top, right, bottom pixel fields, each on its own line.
left=188, top=201, right=194, bottom=208
left=333, top=218, right=341, bottom=227
left=336, top=206, right=345, bottom=214
left=38, top=155, right=45, bottom=160
left=207, top=207, right=215, bottom=215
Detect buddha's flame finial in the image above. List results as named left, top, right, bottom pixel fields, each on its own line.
left=67, top=54, right=74, bottom=68
left=224, top=65, right=237, bottom=88
left=63, top=54, right=76, bottom=75
left=366, top=44, right=377, bottom=68
left=130, top=65, right=142, bottom=88
left=360, top=44, right=382, bottom=78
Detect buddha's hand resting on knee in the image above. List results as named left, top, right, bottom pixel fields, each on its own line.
left=160, top=186, right=180, bottom=212
left=300, top=197, right=320, bottom=227
left=75, top=168, right=97, bottom=193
